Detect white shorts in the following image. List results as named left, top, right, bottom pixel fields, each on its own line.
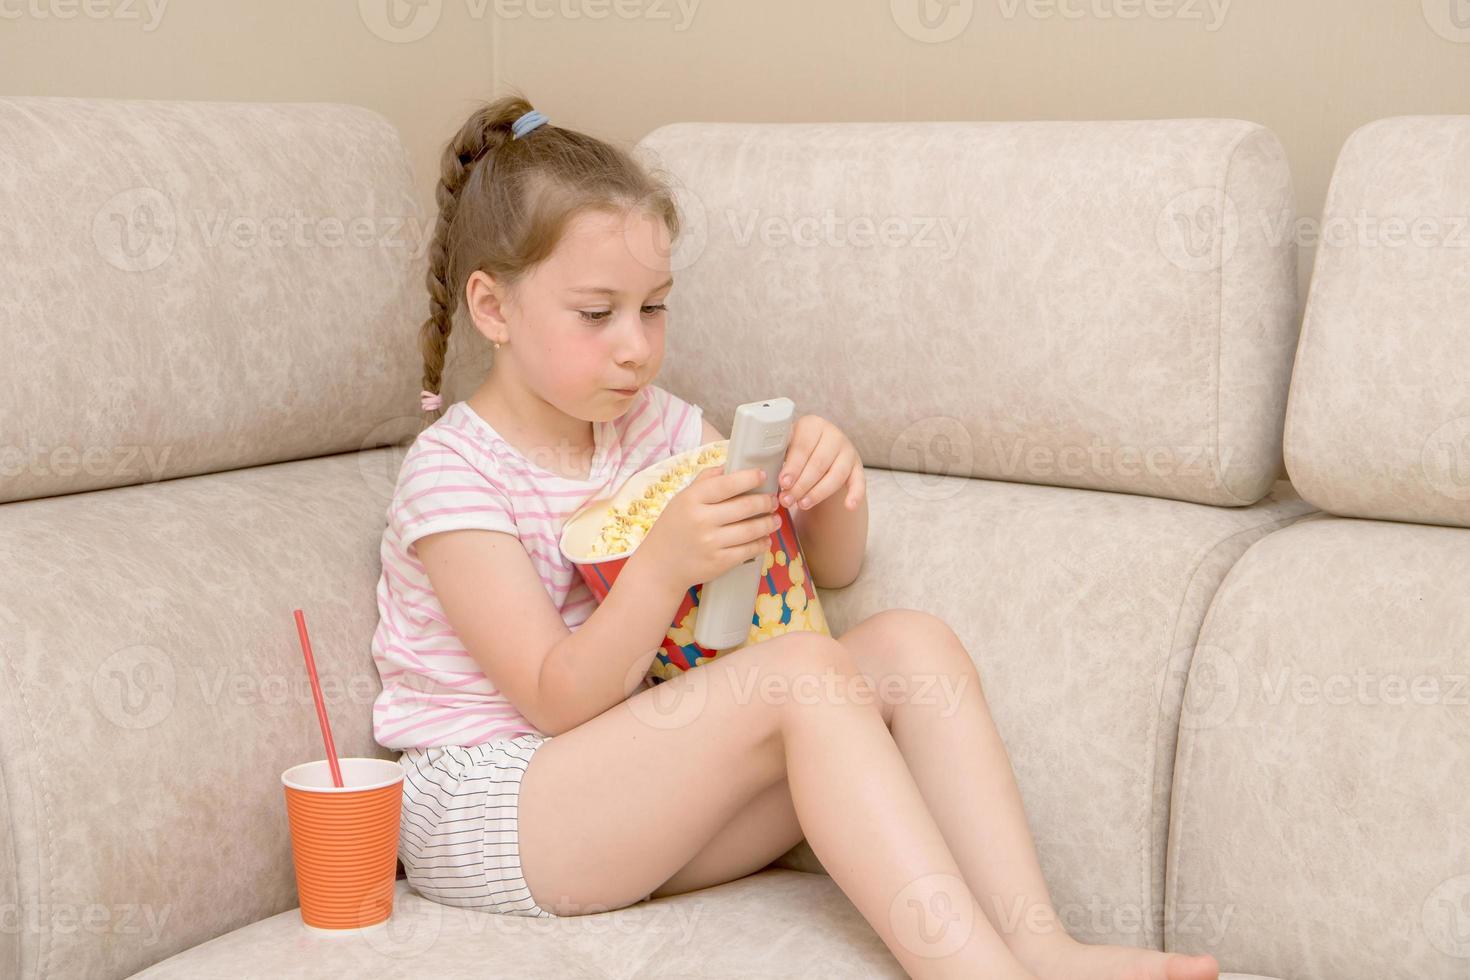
left=397, top=732, right=560, bottom=918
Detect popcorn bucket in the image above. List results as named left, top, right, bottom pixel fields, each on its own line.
left=559, top=440, right=830, bottom=685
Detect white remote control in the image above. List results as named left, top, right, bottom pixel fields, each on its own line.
left=692, top=397, right=796, bottom=652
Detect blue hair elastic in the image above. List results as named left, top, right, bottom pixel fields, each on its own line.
left=512, top=109, right=549, bottom=140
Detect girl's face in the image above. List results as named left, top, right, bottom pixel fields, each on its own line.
left=469, top=207, right=674, bottom=423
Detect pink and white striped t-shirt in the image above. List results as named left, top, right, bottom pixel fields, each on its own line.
left=370, top=383, right=705, bottom=750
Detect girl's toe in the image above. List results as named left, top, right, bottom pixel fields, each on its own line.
left=1164, top=952, right=1219, bottom=980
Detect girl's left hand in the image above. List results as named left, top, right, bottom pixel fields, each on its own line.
left=777, top=415, right=866, bottom=512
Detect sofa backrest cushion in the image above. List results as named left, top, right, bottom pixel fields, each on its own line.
left=635, top=119, right=1299, bottom=506
left=1283, top=115, right=1470, bottom=528
left=0, top=97, right=428, bottom=505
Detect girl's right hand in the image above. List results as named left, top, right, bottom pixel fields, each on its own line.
left=635, top=465, right=780, bottom=593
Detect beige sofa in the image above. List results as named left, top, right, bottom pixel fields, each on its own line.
left=0, top=96, right=1462, bottom=979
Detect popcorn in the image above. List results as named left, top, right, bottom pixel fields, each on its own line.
left=588, top=442, right=728, bottom=557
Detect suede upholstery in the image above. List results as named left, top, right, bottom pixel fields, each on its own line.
left=11, top=98, right=1459, bottom=980
left=636, top=118, right=1300, bottom=507
left=1282, top=116, right=1470, bottom=528
left=1167, top=116, right=1470, bottom=980
left=0, top=96, right=428, bottom=506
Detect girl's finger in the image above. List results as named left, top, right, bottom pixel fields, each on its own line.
left=784, top=427, right=841, bottom=507
left=779, top=416, right=821, bottom=491
left=779, top=453, right=806, bottom=493
left=845, top=460, right=866, bottom=509
left=798, top=457, right=852, bottom=510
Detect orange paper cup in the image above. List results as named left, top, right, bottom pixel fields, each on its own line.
left=281, top=757, right=404, bottom=934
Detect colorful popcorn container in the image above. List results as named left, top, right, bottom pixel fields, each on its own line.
left=559, top=440, right=830, bottom=684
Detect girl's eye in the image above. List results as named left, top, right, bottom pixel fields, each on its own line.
left=578, top=304, right=668, bottom=324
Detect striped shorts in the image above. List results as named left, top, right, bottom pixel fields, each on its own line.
left=397, top=732, right=560, bottom=918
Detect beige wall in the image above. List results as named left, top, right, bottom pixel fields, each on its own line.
left=4, top=0, right=1468, bottom=310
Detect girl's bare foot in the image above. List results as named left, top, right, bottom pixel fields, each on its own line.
left=1024, top=936, right=1220, bottom=980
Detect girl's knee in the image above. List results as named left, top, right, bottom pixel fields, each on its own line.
left=709, top=632, right=866, bottom=729
left=851, top=608, right=982, bottom=697
left=865, top=607, right=959, bottom=647
left=769, top=629, right=862, bottom=679
left=758, top=632, right=882, bottom=719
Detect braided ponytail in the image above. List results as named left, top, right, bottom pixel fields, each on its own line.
left=416, top=90, right=681, bottom=425
left=418, top=97, right=526, bottom=421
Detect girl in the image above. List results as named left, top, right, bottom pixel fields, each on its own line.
left=371, top=92, right=1221, bottom=980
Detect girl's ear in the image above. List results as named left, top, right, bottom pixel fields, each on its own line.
left=464, top=270, right=510, bottom=343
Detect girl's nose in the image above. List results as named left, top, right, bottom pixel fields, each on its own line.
left=616, top=315, right=654, bottom=360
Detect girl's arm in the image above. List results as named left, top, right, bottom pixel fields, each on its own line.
left=790, top=488, right=868, bottom=590
left=415, top=526, right=684, bottom=738
left=536, top=546, right=688, bottom=733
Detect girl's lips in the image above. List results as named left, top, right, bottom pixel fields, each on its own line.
left=613, top=387, right=639, bottom=395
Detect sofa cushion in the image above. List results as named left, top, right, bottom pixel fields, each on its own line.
left=125, top=872, right=1287, bottom=979
left=126, top=872, right=905, bottom=979
left=1167, top=515, right=1470, bottom=978
left=636, top=119, right=1299, bottom=507
left=768, top=469, right=1316, bottom=949
left=0, top=97, right=428, bottom=505
left=0, top=442, right=1314, bottom=976
left=1283, top=115, right=1470, bottom=528
left=0, top=448, right=407, bottom=980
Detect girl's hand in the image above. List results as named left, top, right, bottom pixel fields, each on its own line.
left=777, top=415, right=866, bottom=512
left=636, top=465, right=780, bottom=592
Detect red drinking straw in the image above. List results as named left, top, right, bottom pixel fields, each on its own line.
left=294, top=608, right=343, bottom=788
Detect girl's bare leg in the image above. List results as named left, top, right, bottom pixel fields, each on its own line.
left=775, top=638, right=1038, bottom=980
left=835, top=608, right=1221, bottom=980
left=517, top=629, right=1041, bottom=979
left=649, top=774, right=805, bottom=900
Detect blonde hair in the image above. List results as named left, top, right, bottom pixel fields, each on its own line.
left=419, top=91, right=681, bottom=420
